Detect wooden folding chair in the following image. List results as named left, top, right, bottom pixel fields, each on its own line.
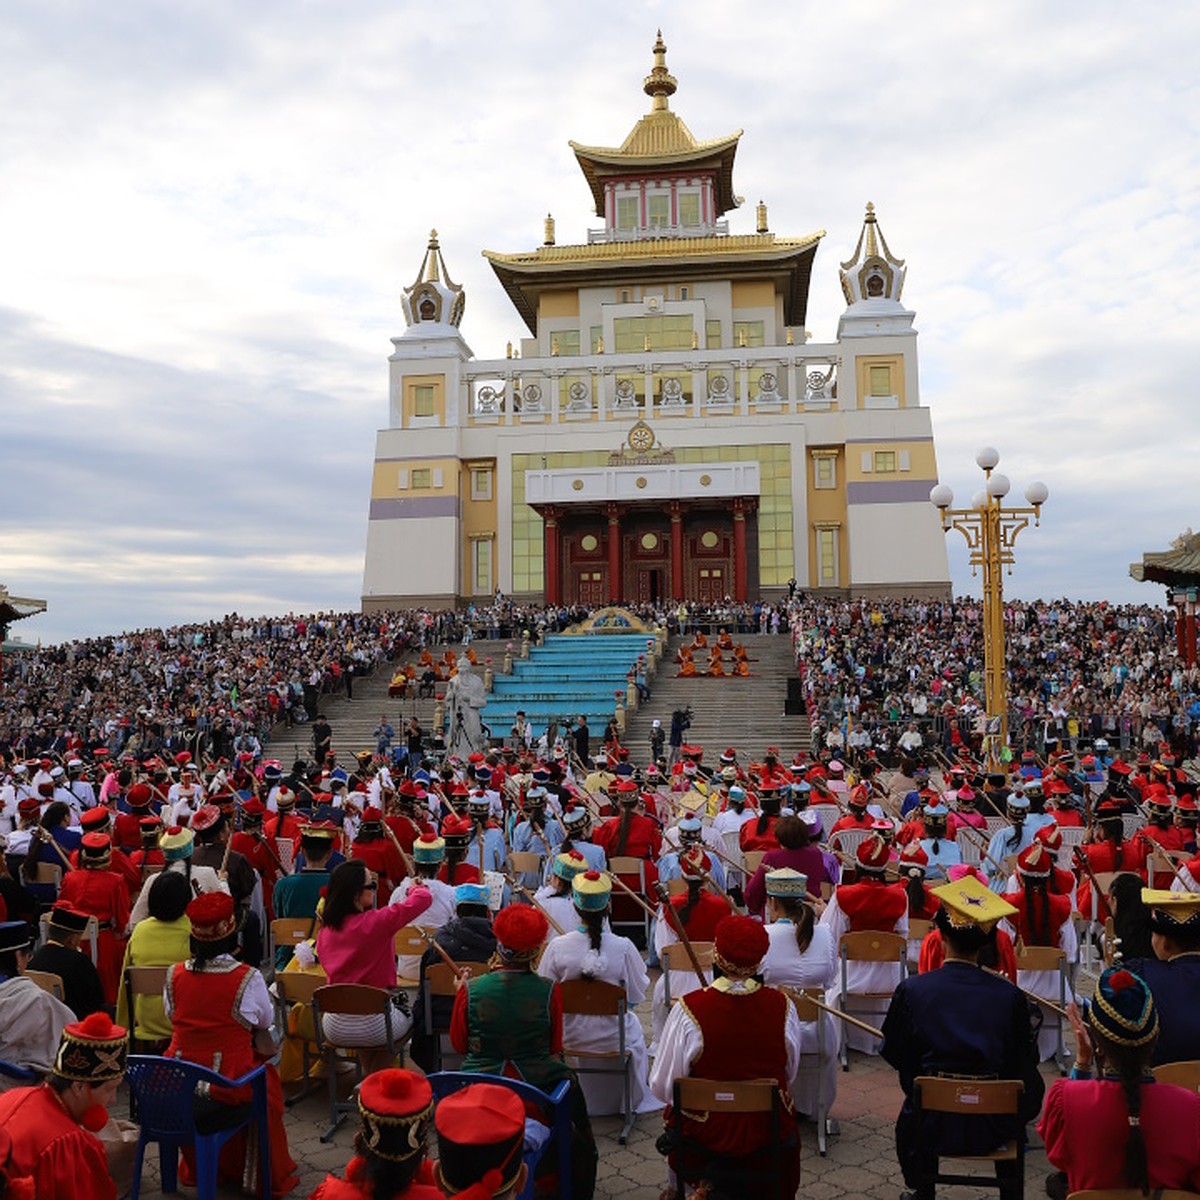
left=507, top=850, right=544, bottom=884
left=741, top=849, right=767, bottom=878
left=393, top=924, right=430, bottom=989
left=276, top=970, right=326, bottom=1107
left=123, top=965, right=170, bottom=1051
left=558, top=978, right=636, bottom=1143
left=912, top=1076, right=1025, bottom=1200
left=270, top=916, right=317, bottom=968
left=837, top=930, right=906, bottom=1068
left=1013, top=944, right=1069, bottom=1073
left=907, top=918, right=933, bottom=967
left=311, top=983, right=410, bottom=1141
left=421, top=961, right=489, bottom=1073
left=662, top=941, right=714, bottom=1005
left=24, top=969, right=64, bottom=1001
left=1153, top=1060, right=1200, bottom=1093
left=780, top=986, right=831, bottom=1156
left=608, top=856, right=652, bottom=945
left=670, top=1077, right=788, bottom=1200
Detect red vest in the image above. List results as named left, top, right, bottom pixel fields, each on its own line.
left=166, top=961, right=256, bottom=1085
left=669, top=892, right=729, bottom=942
left=1001, top=887, right=1072, bottom=947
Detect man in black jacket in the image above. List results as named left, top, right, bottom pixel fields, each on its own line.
left=26, top=902, right=105, bottom=1020
left=881, top=874, right=1045, bottom=1200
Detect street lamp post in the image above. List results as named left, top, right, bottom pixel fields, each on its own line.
left=929, top=449, right=1048, bottom=768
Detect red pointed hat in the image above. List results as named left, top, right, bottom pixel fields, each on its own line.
left=713, top=914, right=769, bottom=976
left=1035, top=822, right=1063, bottom=851
left=856, top=833, right=891, bottom=871
left=899, top=842, right=929, bottom=871
left=1017, top=842, right=1052, bottom=878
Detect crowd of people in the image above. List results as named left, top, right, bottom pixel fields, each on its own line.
left=791, top=597, right=1200, bottom=769
left=0, top=591, right=1198, bottom=1197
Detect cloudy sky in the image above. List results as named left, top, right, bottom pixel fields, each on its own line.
left=3, top=1, right=1198, bottom=644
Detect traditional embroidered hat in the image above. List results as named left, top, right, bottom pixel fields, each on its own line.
left=356, top=1068, right=434, bottom=1163
left=434, top=1082, right=526, bottom=1198
left=856, top=834, right=891, bottom=873
left=0, top=922, right=33, bottom=955
left=359, top=806, right=383, bottom=827
left=191, top=805, right=222, bottom=834
left=931, top=873, right=1018, bottom=934
left=677, top=815, right=703, bottom=844
left=275, top=786, right=297, bottom=810
left=241, top=797, right=265, bottom=823
left=561, top=805, right=590, bottom=830
left=679, top=846, right=707, bottom=881
left=159, top=825, right=194, bottom=864
left=186, top=891, right=239, bottom=941
left=79, top=807, right=111, bottom=832
left=300, top=820, right=338, bottom=841
left=525, top=785, right=548, bottom=807
left=552, top=848, right=588, bottom=882
left=947, top=863, right=988, bottom=886
left=413, top=833, right=446, bottom=864
left=441, top=814, right=472, bottom=846
left=572, top=870, right=612, bottom=912
left=1142, top=888, right=1200, bottom=934
left=80, top=832, right=112, bottom=867
left=1035, top=823, right=1063, bottom=852
left=53, top=1012, right=128, bottom=1084
left=764, top=867, right=809, bottom=899
left=1007, top=794, right=1030, bottom=813
left=454, top=882, right=491, bottom=908
left=923, top=801, right=950, bottom=820
left=48, top=903, right=91, bottom=936
left=16, top=797, right=39, bottom=817
left=1016, top=842, right=1052, bottom=879
left=1087, top=966, right=1159, bottom=1049
left=848, top=783, right=870, bottom=809
left=1109, top=759, right=1133, bottom=777
left=713, top=914, right=768, bottom=977
left=493, top=904, right=547, bottom=958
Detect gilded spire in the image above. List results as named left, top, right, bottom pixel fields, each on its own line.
left=423, top=230, right=441, bottom=282
left=863, top=202, right=879, bottom=259
left=401, top=230, right=465, bottom=330
left=838, top=201, right=907, bottom=310
left=643, top=30, right=677, bottom=111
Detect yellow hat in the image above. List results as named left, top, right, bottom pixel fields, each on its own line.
left=931, top=874, right=1018, bottom=934
left=1142, top=888, right=1200, bottom=930
left=572, top=870, right=612, bottom=912
left=678, top=792, right=706, bottom=814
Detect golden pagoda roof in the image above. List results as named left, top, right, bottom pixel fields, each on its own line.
left=1131, top=529, right=1200, bottom=588
left=569, top=32, right=743, bottom=216
left=483, top=231, right=825, bottom=335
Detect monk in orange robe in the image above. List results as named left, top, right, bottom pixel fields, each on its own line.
left=678, top=649, right=697, bottom=678
left=708, top=648, right=725, bottom=677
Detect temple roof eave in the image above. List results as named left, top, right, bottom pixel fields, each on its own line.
left=484, top=234, right=824, bottom=336
left=1130, top=531, right=1200, bottom=588
left=569, top=131, right=743, bottom=217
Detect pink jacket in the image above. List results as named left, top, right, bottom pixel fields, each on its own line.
left=317, top=886, right=432, bottom=990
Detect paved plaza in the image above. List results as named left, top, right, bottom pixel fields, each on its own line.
left=125, top=971, right=1063, bottom=1199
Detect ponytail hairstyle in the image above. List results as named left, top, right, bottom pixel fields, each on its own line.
left=774, top=894, right=815, bottom=956
left=614, top=805, right=634, bottom=857
left=1022, top=875, right=1053, bottom=946
left=678, top=876, right=703, bottom=927
left=905, top=874, right=928, bottom=917
left=577, top=908, right=605, bottom=957
left=1095, top=1033, right=1152, bottom=1193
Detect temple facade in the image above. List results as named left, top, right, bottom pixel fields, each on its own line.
left=361, top=33, right=950, bottom=611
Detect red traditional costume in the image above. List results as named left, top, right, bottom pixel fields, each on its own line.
left=57, top=834, right=130, bottom=1006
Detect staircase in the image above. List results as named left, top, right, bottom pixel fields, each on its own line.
left=264, top=640, right=512, bottom=766
left=480, top=632, right=649, bottom=739
left=623, top=634, right=811, bottom=764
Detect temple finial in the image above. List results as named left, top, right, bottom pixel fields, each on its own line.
left=643, top=30, right=677, bottom=111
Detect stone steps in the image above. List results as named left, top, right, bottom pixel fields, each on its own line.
left=623, top=633, right=811, bottom=764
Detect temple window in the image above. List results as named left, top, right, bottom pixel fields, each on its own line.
left=554, top=330, right=581, bottom=357
left=647, top=194, right=670, bottom=228
left=733, top=320, right=765, bottom=348
left=873, top=450, right=897, bottom=473
left=616, top=197, right=638, bottom=230
left=678, top=192, right=700, bottom=226
left=473, top=539, right=492, bottom=594
left=471, top=469, right=493, bottom=501
left=869, top=364, right=893, bottom=396
left=413, top=385, right=435, bottom=417
left=411, top=468, right=431, bottom=489
left=813, top=453, right=837, bottom=490
left=614, top=314, right=694, bottom=352
left=705, top=319, right=722, bottom=349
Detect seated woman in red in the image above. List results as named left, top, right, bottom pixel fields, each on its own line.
left=1040, top=966, right=1200, bottom=1197
left=165, top=892, right=299, bottom=1197
left=308, top=1068, right=442, bottom=1199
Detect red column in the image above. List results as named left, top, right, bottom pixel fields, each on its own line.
left=1187, top=602, right=1198, bottom=667
left=543, top=507, right=562, bottom=605
left=607, top=503, right=622, bottom=603
left=732, top=499, right=748, bottom=602
left=669, top=502, right=684, bottom=600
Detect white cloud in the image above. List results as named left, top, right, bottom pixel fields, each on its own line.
left=2, top=0, right=1198, bottom=641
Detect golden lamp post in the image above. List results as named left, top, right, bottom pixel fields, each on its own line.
left=929, top=448, right=1048, bottom=768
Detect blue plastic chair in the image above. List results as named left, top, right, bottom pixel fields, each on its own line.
left=426, top=1070, right=573, bottom=1200
left=125, top=1054, right=271, bottom=1200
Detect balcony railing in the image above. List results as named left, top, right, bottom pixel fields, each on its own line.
left=586, top=220, right=730, bottom=243
left=464, top=343, right=839, bottom=423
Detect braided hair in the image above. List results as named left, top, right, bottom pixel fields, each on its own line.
left=578, top=908, right=605, bottom=956
left=1095, top=1035, right=1152, bottom=1192
left=1021, top=875, right=1053, bottom=946
left=772, top=894, right=815, bottom=956
left=678, top=876, right=703, bottom=927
